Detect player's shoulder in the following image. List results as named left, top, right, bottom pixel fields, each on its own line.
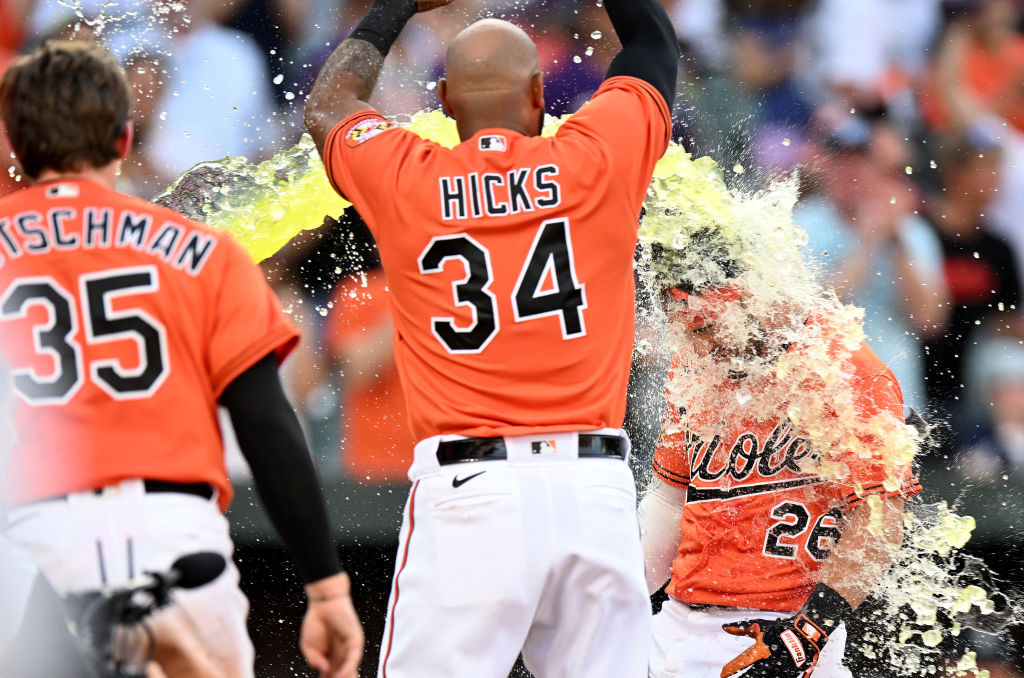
left=329, top=109, right=441, bottom=154
left=850, top=338, right=896, bottom=382
left=558, top=76, right=670, bottom=126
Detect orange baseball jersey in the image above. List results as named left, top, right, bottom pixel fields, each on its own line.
left=322, top=76, right=671, bottom=440
left=0, top=179, right=299, bottom=510
left=653, top=325, right=921, bottom=612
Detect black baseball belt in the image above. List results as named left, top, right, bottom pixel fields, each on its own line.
left=436, top=434, right=625, bottom=465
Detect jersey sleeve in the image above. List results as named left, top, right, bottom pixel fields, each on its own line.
left=554, top=75, right=672, bottom=207
left=835, top=372, right=922, bottom=511
left=206, top=235, right=300, bottom=397
left=320, top=109, right=431, bottom=223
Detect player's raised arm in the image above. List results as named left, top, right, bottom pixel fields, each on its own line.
left=304, top=0, right=454, bottom=155
left=603, top=0, right=680, bottom=108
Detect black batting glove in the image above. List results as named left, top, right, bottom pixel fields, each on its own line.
left=720, top=584, right=852, bottom=678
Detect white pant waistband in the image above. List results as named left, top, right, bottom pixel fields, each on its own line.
left=409, top=428, right=631, bottom=480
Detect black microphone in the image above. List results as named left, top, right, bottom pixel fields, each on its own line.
left=116, top=552, right=226, bottom=622
left=64, top=551, right=228, bottom=660
left=160, top=551, right=227, bottom=591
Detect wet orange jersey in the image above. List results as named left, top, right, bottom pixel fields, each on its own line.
left=654, top=327, right=921, bottom=611
left=0, top=179, right=299, bottom=510
left=323, top=76, right=671, bottom=440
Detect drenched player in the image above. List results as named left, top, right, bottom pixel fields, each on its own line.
left=639, top=242, right=922, bottom=678
left=305, top=0, right=677, bottom=675
left=0, top=42, right=363, bottom=678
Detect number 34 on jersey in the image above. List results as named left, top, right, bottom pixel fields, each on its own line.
left=418, top=217, right=587, bottom=354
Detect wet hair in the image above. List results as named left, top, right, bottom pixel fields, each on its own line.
left=0, top=41, right=130, bottom=179
left=651, top=224, right=745, bottom=295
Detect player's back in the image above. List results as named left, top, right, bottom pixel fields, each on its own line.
left=0, top=179, right=296, bottom=508
left=324, top=76, right=670, bottom=440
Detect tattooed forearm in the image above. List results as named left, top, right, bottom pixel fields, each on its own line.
left=305, top=38, right=388, bottom=152
left=316, top=38, right=385, bottom=103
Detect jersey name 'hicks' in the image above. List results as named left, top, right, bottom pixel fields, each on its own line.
left=0, top=207, right=216, bottom=275
left=439, top=164, right=562, bottom=220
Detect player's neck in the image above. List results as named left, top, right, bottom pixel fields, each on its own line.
left=34, top=163, right=120, bottom=190
left=456, top=117, right=529, bottom=141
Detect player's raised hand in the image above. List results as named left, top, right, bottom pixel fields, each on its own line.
left=301, top=573, right=365, bottom=678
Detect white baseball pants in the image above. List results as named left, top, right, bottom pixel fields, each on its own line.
left=650, top=597, right=851, bottom=678
left=5, top=479, right=254, bottom=678
left=377, top=429, right=651, bottom=678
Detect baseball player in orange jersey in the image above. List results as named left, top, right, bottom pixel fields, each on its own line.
left=640, top=275, right=922, bottom=678
left=0, top=42, right=363, bottom=678
left=305, top=0, right=678, bottom=675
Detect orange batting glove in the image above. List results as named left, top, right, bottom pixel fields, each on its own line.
left=720, top=583, right=852, bottom=678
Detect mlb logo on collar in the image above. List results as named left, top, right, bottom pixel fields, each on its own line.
left=479, top=134, right=507, bottom=152
left=46, top=183, right=79, bottom=198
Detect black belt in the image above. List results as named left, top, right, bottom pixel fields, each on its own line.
left=25, top=480, right=214, bottom=505
left=436, top=434, right=625, bottom=465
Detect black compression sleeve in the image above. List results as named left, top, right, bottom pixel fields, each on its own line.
left=220, top=355, right=343, bottom=583
left=603, top=0, right=679, bottom=108
left=350, top=0, right=417, bottom=57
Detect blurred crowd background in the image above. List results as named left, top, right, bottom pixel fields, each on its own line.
left=2, top=0, right=1024, bottom=676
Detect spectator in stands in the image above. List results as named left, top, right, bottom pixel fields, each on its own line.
left=327, top=259, right=415, bottom=485
left=959, top=336, right=1024, bottom=480
left=801, top=0, right=942, bottom=120
left=0, top=0, right=29, bottom=196
left=922, top=134, right=1022, bottom=434
left=729, top=0, right=813, bottom=170
left=795, top=111, right=949, bottom=412
left=923, top=0, right=1024, bottom=133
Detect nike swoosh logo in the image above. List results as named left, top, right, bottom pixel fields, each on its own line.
left=452, top=471, right=486, bottom=488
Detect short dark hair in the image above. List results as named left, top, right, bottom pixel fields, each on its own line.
left=0, top=41, right=130, bottom=179
left=652, top=224, right=745, bottom=295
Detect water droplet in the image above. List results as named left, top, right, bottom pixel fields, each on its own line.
left=930, top=160, right=938, bottom=169
left=573, top=55, right=582, bottom=63
left=905, top=166, right=913, bottom=175
left=585, top=46, right=594, bottom=57
left=732, top=164, right=745, bottom=174
left=273, top=74, right=284, bottom=85
left=426, top=81, right=437, bottom=90
left=973, top=251, right=980, bottom=259
left=159, top=111, right=167, bottom=121
left=782, top=138, right=791, bottom=146
left=590, top=30, right=602, bottom=39
left=284, top=92, right=295, bottom=101
left=889, top=197, right=896, bottom=204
